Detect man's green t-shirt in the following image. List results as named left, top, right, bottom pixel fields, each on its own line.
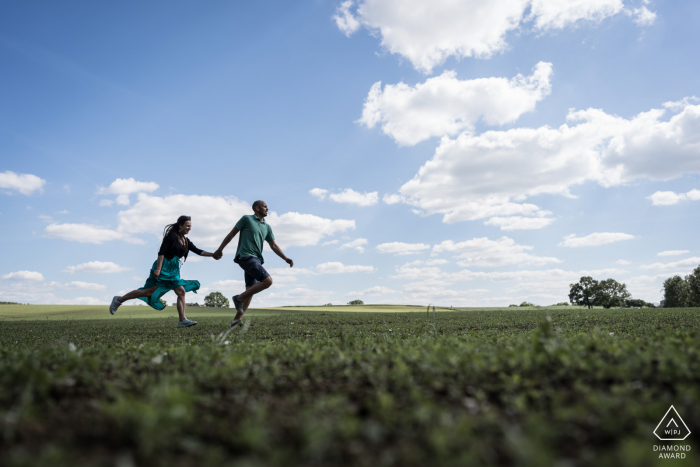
left=234, top=215, right=275, bottom=264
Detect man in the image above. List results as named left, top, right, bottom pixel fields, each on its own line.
left=213, top=200, right=293, bottom=327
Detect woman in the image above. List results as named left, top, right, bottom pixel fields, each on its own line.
left=109, top=215, right=218, bottom=327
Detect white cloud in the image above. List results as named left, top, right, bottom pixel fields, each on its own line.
left=63, top=261, right=132, bottom=274
left=641, top=257, right=700, bottom=271
left=309, top=188, right=329, bottom=200
left=113, top=194, right=356, bottom=248
left=484, top=216, right=554, bottom=230
left=45, top=223, right=144, bottom=245
left=206, top=279, right=247, bottom=292
left=657, top=250, right=690, bottom=257
left=616, top=259, right=631, bottom=265
left=394, top=101, right=700, bottom=223
left=403, top=259, right=449, bottom=267
left=313, top=188, right=379, bottom=206
left=322, top=240, right=340, bottom=246
left=559, top=232, right=635, bottom=247
left=57, top=296, right=105, bottom=305
left=376, top=242, right=430, bottom=255
left=382, top=193, right=403, bottom=205
left=97, top=178, right=159, bottom=195
left=97, top=178, right=159, bottom=206
left=336, top=0, right=630, bottom=73
left=267, top=212, right=356, bottom=247
left=433, top=236, right=560, bottom=267
left=339, top=238, right=368, bottom=253
left=0, top=171, right=46, bottom=195
left=647, top=189, right=700, bottom=206
left=334, top=0, right=361, bottom=36
left=359, top=62, right=552, bottom=146
left=345, top=286, right=395, bottom=297
left=1, top=270, right=45, bottom=281
left=629, top=5, right=656, bottom=26
left=316, top=262, right=376, bottom=274
left=262, top=287, right=335, bottom=307
left=99, top=199, right=114, bottom=207
left=56, top=281, right=107, bottom=291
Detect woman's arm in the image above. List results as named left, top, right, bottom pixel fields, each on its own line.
left=154, top=255, right=165, bottom=277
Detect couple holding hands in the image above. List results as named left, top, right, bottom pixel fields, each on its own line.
left=109, top=200, right=293, bottom=327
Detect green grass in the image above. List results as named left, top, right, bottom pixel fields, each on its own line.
left=1, top=306, right=698, bottom=466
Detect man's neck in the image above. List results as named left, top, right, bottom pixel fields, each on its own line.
left=254, top=212, right=265, bottom=222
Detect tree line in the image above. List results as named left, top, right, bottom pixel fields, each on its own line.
left=662, top=266, right=700, bottom=307
left=568, top=276, right=654, bottom=309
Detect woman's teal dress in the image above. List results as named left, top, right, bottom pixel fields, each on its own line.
left=137, top=235, right=201, bottom=310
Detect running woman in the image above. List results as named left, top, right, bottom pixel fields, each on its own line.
left=213, top=200, right=293, bottom=327
left=109, top=215, right=219, bottom=327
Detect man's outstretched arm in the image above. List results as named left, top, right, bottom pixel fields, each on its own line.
left=214, top=227, right=240, bottom=259
left=269, top=240, right=293, bottom=267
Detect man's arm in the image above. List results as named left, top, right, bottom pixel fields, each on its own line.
left=214, top=227, right=240, bottom=259
left=269, top=240, right=293, bottom=267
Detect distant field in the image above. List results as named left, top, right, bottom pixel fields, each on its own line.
left=0, top=303, right=587, bottom=321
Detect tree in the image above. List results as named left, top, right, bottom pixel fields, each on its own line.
left=684, top=265, right=700, bottom=306
left=204, top=292, right=229, bottom=308
left=569, top=276, right=599, bottom=309
left=519, top=301, right=534, bottom=307
left=663, top=276, right=691, bottom=308
left=347, top=300, right=364, bottom=305
left=594, top=278, right=631, bottom=309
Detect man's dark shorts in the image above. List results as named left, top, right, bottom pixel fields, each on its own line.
left=236, top=256, right=270, bottom=288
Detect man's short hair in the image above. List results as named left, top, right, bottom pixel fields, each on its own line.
left=252, top=200, right=265, bottom=210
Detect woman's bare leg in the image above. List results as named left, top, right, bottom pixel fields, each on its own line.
left=174, top=286, right=186, bottom=321
left=118, top=287, right=157, bottom=303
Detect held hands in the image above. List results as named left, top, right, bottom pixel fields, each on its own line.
left=212, top=250, right=223, bottom=260
left=285, top=258, right=294, bottom=268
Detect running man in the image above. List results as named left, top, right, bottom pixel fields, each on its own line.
left=213, top=200, right=293, bottom=327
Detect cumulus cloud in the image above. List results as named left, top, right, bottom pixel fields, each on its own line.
left=559, top=232, right=635, bottom=248
left=393, top=101, right=700, bottom=223
left=316, top=262, right=376, bottom=274
left=52, top=193, right=355, bottom=248
left=97, top=178, right=159, bottom=206
left=312, top=188, right=379, bottom=206
left=45, top=223, right=144, bottom=244
left=334, top=0, right=361, bottom=36
left=335, top=0, right=632, bottom=73
left=1, top=270, right=45, bottom=281
left=657, top=250, right=690, bottom=257
left=403, top=259, right=449, bottom=267
left=56, top=281, right=107, bottom=291
left=262, top=287, right=335, bottom=307
left=432, top=236, right=560, bottom=267
left=63, top=261, right=132, bottom=274
left=647, top=189, right=700, bottom=206
left=359, top=62, right=552, bottom=146
left=641, top=256, right=700, bottom=271
left=0, top=171, right=46, bottom=195
left=484, top=215, right=554, bottom=230
left=376, top=242, right=430, bottom=255
left=629, top=5, right=656, bottom=26
left=345, top=286, right=395, bottom=297
left=616, top=259, right=631, bottom=265
left=340, top=238, right=368, bottom=253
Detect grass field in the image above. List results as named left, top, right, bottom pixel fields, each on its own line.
left=1, top=305, right=698, bottom=466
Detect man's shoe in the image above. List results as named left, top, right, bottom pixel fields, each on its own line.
left=178, top=318, right=197, bottom=327
left=230, top=319, right=242, bottom=328
left=232, top=295, right=244, bottom=315
left=110, top=296, right=122, bottom=315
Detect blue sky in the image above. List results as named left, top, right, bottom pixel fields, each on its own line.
left=2, top=0, right=700, bottom=307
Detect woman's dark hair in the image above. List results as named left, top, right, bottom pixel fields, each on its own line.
left=163, top=215, right=191, bottom=238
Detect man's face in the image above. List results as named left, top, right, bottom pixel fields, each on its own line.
left=255, top=202, right=268, bottom=218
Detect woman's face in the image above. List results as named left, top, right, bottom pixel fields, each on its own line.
left=180, top=221, right=192, bottom=234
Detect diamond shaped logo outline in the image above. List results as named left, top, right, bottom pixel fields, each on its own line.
left=653, top=405, right=691, bottom=441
